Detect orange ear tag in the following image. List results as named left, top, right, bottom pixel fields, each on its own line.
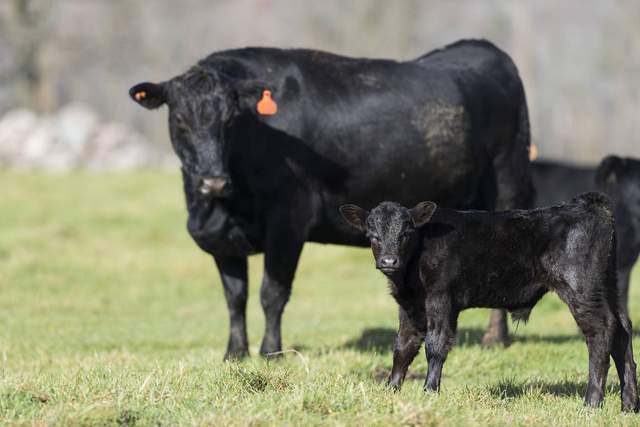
left=528, top=143, right=538, bottom=161
left=256, top=90, right=277, bottom=116
left=135, top=91, right=147, bottom=101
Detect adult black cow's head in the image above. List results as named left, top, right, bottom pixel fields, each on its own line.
left=129, top=67, right=272, bottom=197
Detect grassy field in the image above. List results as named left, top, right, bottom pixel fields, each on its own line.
left=2, top=171, right=640, bottom=426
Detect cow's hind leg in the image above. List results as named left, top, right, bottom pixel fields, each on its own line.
left=611, top=314, right=640, bottom=412
left=482, top=309, right=510, bottom=347
left=423, top=297, right=458, bottom=392
left=616, top=265, right=633, bottom=318
left=388, top=306, right=425, bottom=391
left=481, top=130, right=534, bottom=347
left=214, top=255, right=250, bottom=360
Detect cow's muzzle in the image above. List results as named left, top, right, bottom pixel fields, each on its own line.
left=199, top=177, right=232, bottom=197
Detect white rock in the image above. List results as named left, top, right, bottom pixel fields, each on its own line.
left=0, top=109, right=39, bottom=167
left=0, top=104, right=164, bottom=171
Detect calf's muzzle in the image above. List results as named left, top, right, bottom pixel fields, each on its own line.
left=378, top=255, right=400, bottom=273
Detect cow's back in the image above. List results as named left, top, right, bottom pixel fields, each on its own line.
left=532, top=160, right=596, bottom=207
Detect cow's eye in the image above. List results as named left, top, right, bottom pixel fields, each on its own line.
left=370, top=236, right=380, bottom=244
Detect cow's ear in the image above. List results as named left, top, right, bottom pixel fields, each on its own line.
left=339, top=204, right=369, bottom=233
left=409, top=201, right=436, bottom=227
left=129, top=82, right=167, bottom=109
left=234, top=80, right=277, bottom=115
left=596, top=155, right=623, bottom=187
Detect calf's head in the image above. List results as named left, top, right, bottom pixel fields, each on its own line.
left=129, top=67, right=270, bottom=197
left=340, top=201, right=436, bottom=275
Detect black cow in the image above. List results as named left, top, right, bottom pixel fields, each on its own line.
left=129, top=39, right=532, bottom=359
left=531, top=156, right=640, bottom=312
left=340, top=194, right=639, bottom=411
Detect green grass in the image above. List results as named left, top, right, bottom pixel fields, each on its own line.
left=1, top=171, right=640, bottom=426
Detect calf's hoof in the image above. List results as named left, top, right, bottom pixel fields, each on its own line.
left=583, top=393, right=604, bottom=409
left=621, top=396, right=640, bottom=413
left=422, top=385, right=439, bottom=394
left=387, top=377, right=402, bottom=392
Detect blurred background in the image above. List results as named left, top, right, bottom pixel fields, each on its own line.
left=0, top=0, right=638, bottom=171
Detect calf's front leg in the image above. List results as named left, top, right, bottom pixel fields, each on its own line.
left=388, top=307, right=425, bottom=391
left=423, top=297, right=458, bottom=392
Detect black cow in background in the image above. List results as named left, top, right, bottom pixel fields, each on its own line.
left=531, top=156, right=640, bottom=312
left=129, top=39, right=533, bottom=359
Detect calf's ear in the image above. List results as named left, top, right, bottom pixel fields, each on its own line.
left=339, top=204, right=369, bottom=233
left=409, top=201, right=437, bottom=227
left=596, top=155, right=623, bottom=187
left=129, top=82, right=167, bottom=109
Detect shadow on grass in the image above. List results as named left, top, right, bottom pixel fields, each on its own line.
left=342, top=327, right=583, bottom=353
left=489, top=377, right=620, bottom=399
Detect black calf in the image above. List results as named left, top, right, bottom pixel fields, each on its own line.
left=341, top=193, right=639, bottom=411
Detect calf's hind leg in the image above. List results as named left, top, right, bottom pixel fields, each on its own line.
left=388, top=307, right=425, bottom=390
left=568, top=304, right=616, bottom=408
left=611, top=315, right=640, bottom=412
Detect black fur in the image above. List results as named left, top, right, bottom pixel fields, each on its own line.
left=130, top=39, right=533, bottom=359
left=341, top=193, right=639, bottom=412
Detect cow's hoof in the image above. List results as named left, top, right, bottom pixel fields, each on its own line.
left=224, top=350, right=249, bottom=361
left=481, top=329, right=511, bottom=347
left=259, top=350, right=284, bottom=359
left=259, top=344, right=283, bottom=359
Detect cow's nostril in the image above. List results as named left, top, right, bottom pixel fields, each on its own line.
left=199, top=178, right=231, bottom=196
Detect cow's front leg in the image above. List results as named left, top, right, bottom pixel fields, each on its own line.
left=259, top=220, right=305, bottom=357
left=388, top=306, right=424, bottom=391
left=214, top=255, right=249, bottom=360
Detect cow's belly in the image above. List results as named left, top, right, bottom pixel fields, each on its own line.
left=306, top=139, right=482, bottom=247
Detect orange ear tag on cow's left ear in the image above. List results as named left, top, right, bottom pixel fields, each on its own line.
left=134, top=91, right=147, bottom=101
left=257, top=90, right=277, bottom=116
